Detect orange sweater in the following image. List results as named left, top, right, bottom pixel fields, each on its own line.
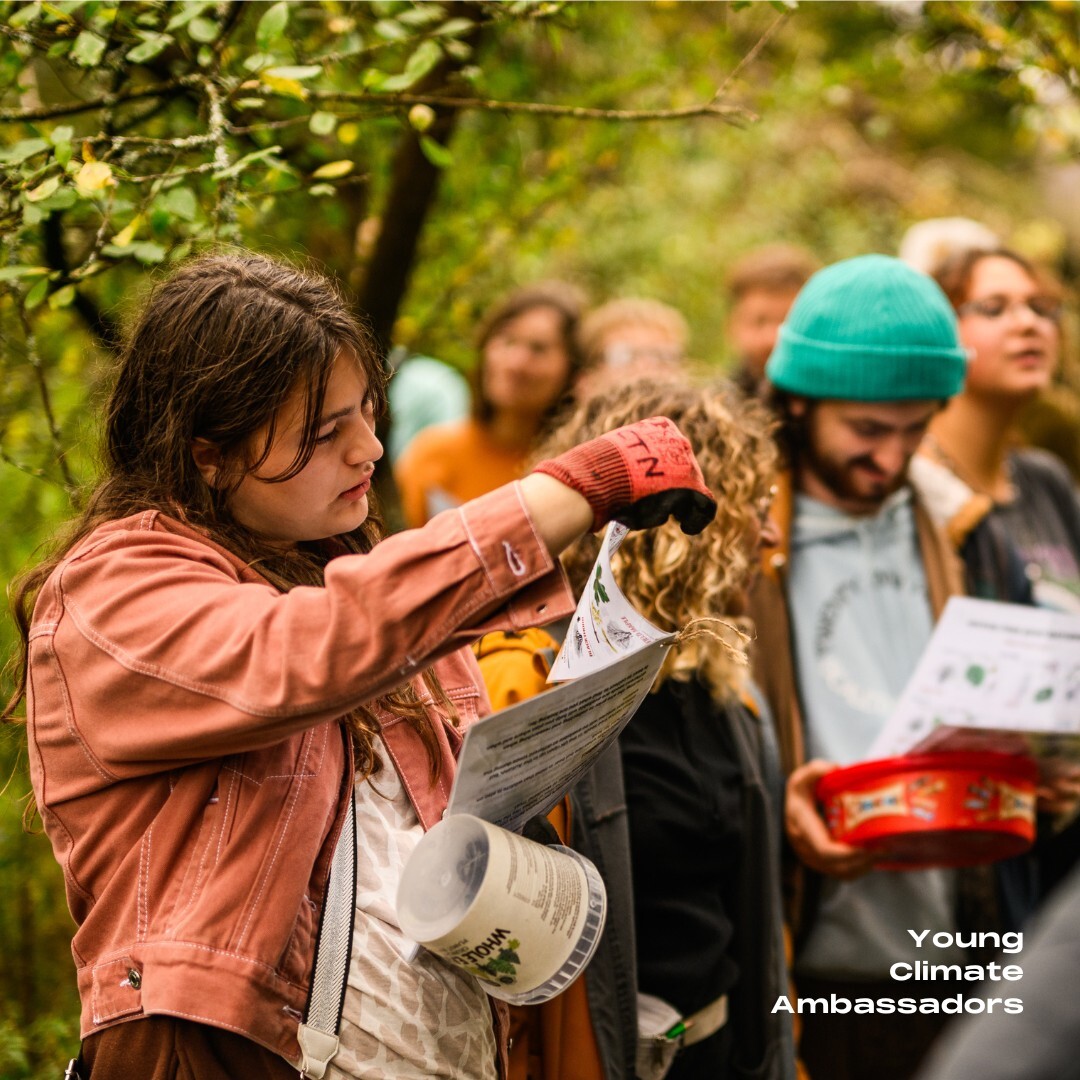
left=394, top=419, right=529, bottom=528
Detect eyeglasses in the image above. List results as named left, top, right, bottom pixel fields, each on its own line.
left=602, top=343, right=685, bottom=367
left=957, top=295, right=1063, bottom=324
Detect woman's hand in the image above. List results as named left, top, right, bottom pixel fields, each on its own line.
left=785, top=759, right=878, bottom=880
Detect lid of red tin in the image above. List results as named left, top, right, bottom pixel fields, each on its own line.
left=815, top=751, right=1039, bottom=802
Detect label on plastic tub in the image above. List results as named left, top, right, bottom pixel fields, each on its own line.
left=396, top=814, right=605, bottom=1002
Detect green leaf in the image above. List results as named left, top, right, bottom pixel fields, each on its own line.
left=25, top=175, right=61, bottom=202
left=264, top=65, right=322, bottom=81
left=256, top=1, right=290, bottom=50
left=374, top=18, right=409, bottom=41
left=243, top=52, right=274, bottom=73
left=443, top=38, right=470, bottom=62
left=0, top=266, right=50, bottom=282
left=166, top=3, right=205, bottom=30
left=126, top=32, right=173, bottom=63
left=435, top=17, right=474, bottom=38
left=24, top=276, right=50, bottom=309
left=419, top=134, right=452, bottom=169
left=379, top=39, right=442, bottom=92
left=398, top=5, right=444, bottom=27
left=399, top=5, right=444, bottom=26
left=211, top=146, right=283, bottom=181
left=70, top=29, right=106, bottom=67
left=49, top=283, right=77, bottom=309
left=188, top=15, right=219, bottom=43
left=159, top=185, right=198, bottom=221
left=102, top=241, right=166, bottom=263
left=130, top=241, right=167, bottom=264
left=308, top=183, right=336, bottom=197
left=9, top=4, right=42, bottom=28
left=49, top=126, right=74, bottom=145
left=309, top=111, right=338, bottom=136
left=31, top=186, right=77, bottom=212
left=0, top=138, right=50, bottom=165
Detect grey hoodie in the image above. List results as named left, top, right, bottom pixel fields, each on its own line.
left=786, top=488, right=962, bottom=978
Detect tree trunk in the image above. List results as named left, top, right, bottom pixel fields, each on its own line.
left=356, top=4, right=487, bottom=355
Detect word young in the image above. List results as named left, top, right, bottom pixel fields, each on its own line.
left=908, top=928, right=1023, bottom=954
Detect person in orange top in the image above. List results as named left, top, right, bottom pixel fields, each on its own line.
left=394, top=282, right=586, bottom=527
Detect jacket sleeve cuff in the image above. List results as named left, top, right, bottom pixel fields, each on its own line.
left=455, top=482, right=576, bottom=632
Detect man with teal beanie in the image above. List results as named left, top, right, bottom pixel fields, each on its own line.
left=748, top=255, right=994, bottom=1080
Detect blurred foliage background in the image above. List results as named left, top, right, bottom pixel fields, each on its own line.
left=2, top=0, right=1080, bottom=1072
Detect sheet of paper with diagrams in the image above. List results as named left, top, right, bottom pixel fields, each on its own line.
left=446, top=523, right=674, bottom=832
left=867, top=596, right=1080, bottom=770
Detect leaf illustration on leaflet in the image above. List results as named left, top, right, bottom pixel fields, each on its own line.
left=593, top=563, right=609, bottom=606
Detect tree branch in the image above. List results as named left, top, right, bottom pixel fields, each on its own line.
left=16, top=306, right=79, bottom=499
left=713, top=9, right=792, bottom=101
left=0, top=80, right=186, bottom=124
left=307, top=89, right=757, bottom=125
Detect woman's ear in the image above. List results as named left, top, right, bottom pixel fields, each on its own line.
left=191, top=438, right=223, bottom=487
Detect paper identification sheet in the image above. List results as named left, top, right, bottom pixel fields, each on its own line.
left=867, top=596, right=1080, bottom=764
left=446, top=523, right=674, bottom=832
left=547, top=522, right=672, bottom=682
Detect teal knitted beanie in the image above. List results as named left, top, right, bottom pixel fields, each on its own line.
left=765, top=254, right=967, bottom=401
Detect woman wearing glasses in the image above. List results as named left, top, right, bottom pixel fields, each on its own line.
left=910, top=248, right=1080, bottom=908
left=913, top=248, right=1080, bottom=614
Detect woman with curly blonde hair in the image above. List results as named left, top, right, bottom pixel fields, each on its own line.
left=533, top=377, right=796, bottom=1080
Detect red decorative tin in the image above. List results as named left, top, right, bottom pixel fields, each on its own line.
left=815, top=752, right=1038, bottom=870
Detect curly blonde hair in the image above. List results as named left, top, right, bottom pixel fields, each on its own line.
left=535, top=376, right=778, bottom=704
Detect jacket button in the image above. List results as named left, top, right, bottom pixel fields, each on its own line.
left=127, top=969, right=142, bottom=990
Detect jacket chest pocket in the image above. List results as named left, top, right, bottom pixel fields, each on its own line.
left=446, top=684, right=482, bottom=728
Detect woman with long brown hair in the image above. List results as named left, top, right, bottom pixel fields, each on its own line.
left=393, top=282, right=585, bottom=527
left=3, top=252, right=714, bottom=1079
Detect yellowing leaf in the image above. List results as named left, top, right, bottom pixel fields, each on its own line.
left=259, top=73, right=307, bottom=100
left=311, top=159, right=354, bottom=180
left=264, top=65, right=322, bottom=81
left=75, top=160, right=115, bottom=194
left=111, top=215, right=145, bottom=247
left=25, top=176, right=61, bottom=202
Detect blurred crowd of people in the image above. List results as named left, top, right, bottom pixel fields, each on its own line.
left=384, top=222, right=1080, bottom=1080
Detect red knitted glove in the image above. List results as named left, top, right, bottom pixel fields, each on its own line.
left=532, top=416, right=716, bottom=534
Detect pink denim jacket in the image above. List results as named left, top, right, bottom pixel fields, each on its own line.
left=26, top=482, right=574, bottom=1070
